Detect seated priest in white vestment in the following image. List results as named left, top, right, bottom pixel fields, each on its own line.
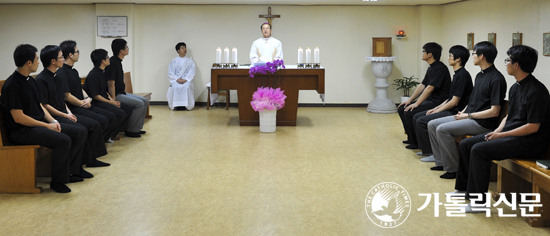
left=250, top=22, right=283, bottom=64
left=167, top=42, right=196, bottom=110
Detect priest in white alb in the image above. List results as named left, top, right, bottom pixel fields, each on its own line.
left=250, top=22, right=283, bottom=64
left=167, top=42, right=196, bottom=110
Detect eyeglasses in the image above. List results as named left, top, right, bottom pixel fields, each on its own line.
left=74, top=50, right=80, bottom=54
left=57, top=56, right=64, bottom=60
left=448, top=54, right=454, bottom=58
left=504, top=58, right=512, bottom=64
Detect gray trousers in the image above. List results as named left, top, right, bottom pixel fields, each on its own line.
left=427, top=116, right=491, bottom=172
left=116, top=93, right=148, bottom=132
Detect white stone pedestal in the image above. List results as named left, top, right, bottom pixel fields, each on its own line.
left=365, top=57, right=397, bottom=113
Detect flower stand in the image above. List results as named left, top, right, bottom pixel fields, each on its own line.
left=259, top=110, right=277, bottom=133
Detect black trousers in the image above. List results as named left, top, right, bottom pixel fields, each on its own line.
left=455, top=133, right=546, bottom=203
left=71, top=106, right=116, bottom=142
left=9, top=123, right=86, bottom=184
left=58, top=114, right=107, bottom=161
left=413, top=110, right=455, bottom=155
left=397, top=100, right=437, bottom=144
left=92, top=101, right=132, bottom=136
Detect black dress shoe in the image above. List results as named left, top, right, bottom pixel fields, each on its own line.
left=139, top=130, right=146, bottom=134
left=402, top=140, right=411, bottom=144
left=74, top=167, right=94, bottom=178
left=440, top=172, right=457, bottom=179
left=69, top=176, right=84, bottom=183
left=431, top=166, right=444, bottom=171
left=405, top=144, right=419, bottom=149
left=125, top=131, right=141, bottom=138
left=86, top=159, right=110, bottom=168
left=50, top=182, right=71, bottom=193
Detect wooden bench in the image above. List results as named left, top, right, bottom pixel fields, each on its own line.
left=492, top=150, right=550, bottom=227
left=80, top=72, right=152, bottom=118
left=123, top=72, right=152, bottom=118
left=0, top=80, right=52, bottom=194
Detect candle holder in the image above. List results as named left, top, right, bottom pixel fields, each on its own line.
left=222, top=63, right=230, bottom=68
left=305, top=63, right=313, bottom=68
left=312, top=63, right=321, bottom=68
left=297, top=63, right=305, bottom=68
left=230, top=63, right=238, bottom=68
left=212, top=63, right=222, bottom=68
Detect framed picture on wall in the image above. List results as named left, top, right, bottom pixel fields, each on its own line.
left=488, top=33, right=497, bottom=46
left=544, top=33, right=550, bottom=56
left=467, top=33, right=474, bottom=50
left=512, top=33, right=523, bottom=46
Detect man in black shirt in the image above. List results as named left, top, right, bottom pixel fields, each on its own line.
left=451, top=45, right=550, bottom=213
left=413, top=45, right=473, bottom=159
left=35, top=45, right=109, bottom=170
left=105, top=39, right=148, bottom=138
left=1, top=44, right=84, bottom=193
left=428, top=42, right=506, bottom=179
left=398, top=42, right=451, bottom=149
left=84, top=49, right=132, bottom=136
left=58, top=40, right=117, bottom=143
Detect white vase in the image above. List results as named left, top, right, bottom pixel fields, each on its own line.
left=259, top=109, right=277, bottom=133
left=401, top=96, right=410, bottom=103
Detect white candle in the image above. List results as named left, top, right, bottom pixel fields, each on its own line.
left=314, top=47, right=320, bottom=64
left=224, top=47, right=230, bottom=64
left=298, top=47, right=304, bottom=64
left=306, top=47, right=312, bottom=64
left=232, top=47, right=238, bottom=64
left=216, top=47, right=221, bottom=64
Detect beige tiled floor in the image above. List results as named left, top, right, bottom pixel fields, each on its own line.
left=1, top=105, right=549, bottom=235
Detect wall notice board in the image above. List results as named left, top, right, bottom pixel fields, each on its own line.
left=97, top=16, right=128, bottom=37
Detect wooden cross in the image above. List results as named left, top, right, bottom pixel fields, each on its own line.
left=259, top=7, right=280, bottom=26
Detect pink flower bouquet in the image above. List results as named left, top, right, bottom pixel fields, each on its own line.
left=250, top=87, right=287, bottom=112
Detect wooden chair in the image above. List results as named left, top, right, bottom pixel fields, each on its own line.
left=0, top=80, right=52, bottom=194
left=206, top=82, right=230, bottom=110
left=124, top=72, right=152, bottom=118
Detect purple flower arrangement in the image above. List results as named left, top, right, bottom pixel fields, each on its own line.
left=249, top=59, right=287, bottom=112
left=250, top=87, right=287, bottom=112
left=248, top=59, right=286, bottom=78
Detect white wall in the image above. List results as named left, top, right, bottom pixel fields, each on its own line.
left=2, top=1, right=549, bottom=104
left=440, top=0, right=550, bottom=98
left=417, top=5, right=441, bottom=79
left=0, top=4, right=96, bottom=77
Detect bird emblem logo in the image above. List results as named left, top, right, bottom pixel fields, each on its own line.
left=365, top=182, right=412, bottom=228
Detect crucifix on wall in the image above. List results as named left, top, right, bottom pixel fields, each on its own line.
left=259, top=6, right=280, bottom=26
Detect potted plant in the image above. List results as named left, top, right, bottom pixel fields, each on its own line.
left=249, top=60, right=287, bottom=133
left=393, top=75, right=420, bottom=103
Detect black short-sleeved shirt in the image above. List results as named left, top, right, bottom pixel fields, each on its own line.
left=504, top=75, right=550, bottom=147
left=35, top=69, right=68, bottom=114
left=105, top=56, right=126, bottom=96
left=57, top=64, right=85, bottom=104
left=421, top=60, right=451, bottom=104
left=1, top=71, right=45, bottom=131
left=84, top=67, right=110, bottom=100
left=464, top=65, right=507, bottom=129
left=448, top=67, right=473, bottom=112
